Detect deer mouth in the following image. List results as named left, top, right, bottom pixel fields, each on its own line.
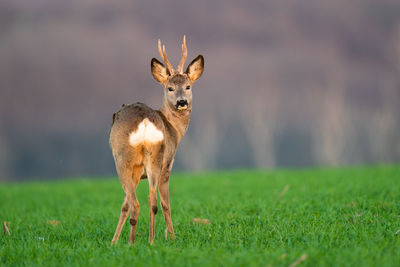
left=176, top=100, right=188, bottom=110
left=177, top=105, right=188, bottom=111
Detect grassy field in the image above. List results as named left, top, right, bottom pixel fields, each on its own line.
left=1, top=166, right=399, bottom=266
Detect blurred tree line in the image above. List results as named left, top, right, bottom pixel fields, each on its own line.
left=0, top=0, right=399, bottom=180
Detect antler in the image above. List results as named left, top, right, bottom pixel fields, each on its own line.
left=158, top=39, right=175, bottom=75
left=177, top=35, right=187, bottom=73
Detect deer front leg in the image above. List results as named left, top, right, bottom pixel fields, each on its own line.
left=158, top=173, right=175, bottom=240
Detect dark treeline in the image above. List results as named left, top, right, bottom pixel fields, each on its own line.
left=1, top=0, right=399, bottom=180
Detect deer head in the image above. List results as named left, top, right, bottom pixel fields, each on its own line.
left=151, top=36, right=204, bottom=112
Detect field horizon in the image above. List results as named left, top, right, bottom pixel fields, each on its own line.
left=1, top=166, right=399, bottom=266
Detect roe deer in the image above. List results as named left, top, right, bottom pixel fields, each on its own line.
left=109, top=36, right=204, bottom=245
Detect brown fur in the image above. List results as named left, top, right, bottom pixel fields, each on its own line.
left=110, top=38, right=204, bottom=246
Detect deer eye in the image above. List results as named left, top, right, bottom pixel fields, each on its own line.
left=186, top=86, right=191, bottom=90
left=168, top=87, right=174, bottom=92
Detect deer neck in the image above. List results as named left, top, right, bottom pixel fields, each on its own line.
left=160, top=99, right=191, bottom=142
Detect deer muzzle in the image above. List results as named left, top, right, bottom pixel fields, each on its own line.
left=176, top=99, right=188, bottom=110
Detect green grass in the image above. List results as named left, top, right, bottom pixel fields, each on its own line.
left=1, top=166, right=400, bottom=266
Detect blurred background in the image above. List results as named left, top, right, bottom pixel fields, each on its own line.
left=1, top=0, right=399, bottom=180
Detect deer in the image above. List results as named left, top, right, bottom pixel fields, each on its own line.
left=109, top=36, right=204, bottom=245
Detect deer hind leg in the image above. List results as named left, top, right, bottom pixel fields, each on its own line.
left=111, top=195, right=129, bottom=245
left=159, top=170, right=175, bottom=240
left=145, top=160, right=162, bottom=245
left=128, top=165, right=143, bottom=245
left=111, top=164, right=142, bottom=245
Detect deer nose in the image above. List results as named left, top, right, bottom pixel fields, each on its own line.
left=176, top=100, right=188, bottom=107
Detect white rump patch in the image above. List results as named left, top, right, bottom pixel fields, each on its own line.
left=129, top=118, right=164, bottom=146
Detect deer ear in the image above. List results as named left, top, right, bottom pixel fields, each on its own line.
left=185, top=55, right=204, bottom=82
left=151, top=58, right=170, bottom=84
